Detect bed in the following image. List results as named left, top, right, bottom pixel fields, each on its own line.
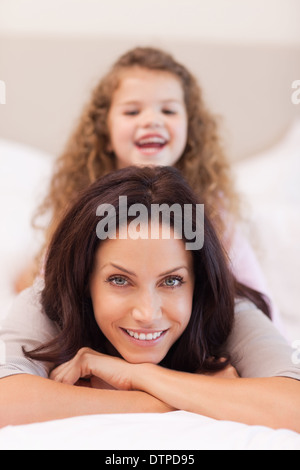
left=0, top=36, right=300, bottom=450
left=1, top=411, right=300, bottom=451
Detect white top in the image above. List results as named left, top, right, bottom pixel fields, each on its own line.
left=0, top=280, right=299, bottom=381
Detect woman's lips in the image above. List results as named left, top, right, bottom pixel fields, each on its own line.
left=125, top=329, right=165, bottom=340
left=120, top=327, right=168, bottom=345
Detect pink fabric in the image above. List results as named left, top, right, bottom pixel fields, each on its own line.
left=227, top=225, right=286, bottom=336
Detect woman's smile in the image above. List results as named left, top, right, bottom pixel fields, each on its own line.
left=120, top=327, right=169, bottom=346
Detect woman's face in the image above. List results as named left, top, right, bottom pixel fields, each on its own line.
left=107, top=67, right=188, bottom=169
left=90, top=225, right=195, bottom=364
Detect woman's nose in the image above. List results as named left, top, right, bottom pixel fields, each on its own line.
left=131, top=290, right=162, bottom=324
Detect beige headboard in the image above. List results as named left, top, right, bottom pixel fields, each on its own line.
left=0, top=34, right=299, bottom=162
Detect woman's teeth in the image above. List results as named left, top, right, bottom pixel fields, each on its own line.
left=126, top=330, right=164, bottom=341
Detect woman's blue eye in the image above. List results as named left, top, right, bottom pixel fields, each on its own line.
left=107, top=275, right=184, bottom=288
left=164, top=276, right=183, bottom=287
left=109, top=276, right=128, bottom=286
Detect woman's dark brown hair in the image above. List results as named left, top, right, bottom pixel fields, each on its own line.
left=25, top=166, right=270, bottom=373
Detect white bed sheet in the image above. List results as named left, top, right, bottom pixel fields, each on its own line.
left=0, top=411, right=299, bottom=450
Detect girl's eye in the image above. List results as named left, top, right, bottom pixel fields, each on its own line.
left=163, top=276, right=184, bottom=288
left=162, top=109, right=176, bottom=115
left=107, top=276, right=129, bottom=287
left=124, top=110, right=139, bottom=116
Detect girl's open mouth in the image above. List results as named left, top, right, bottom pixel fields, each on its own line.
left=135, top=136, right=168, bottom=155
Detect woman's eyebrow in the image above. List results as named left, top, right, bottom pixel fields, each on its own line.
left=158, top=266, right=189, bottom=277
left=99, top=264, right=189, bottom=277
left=100, top=263, right=137, bottom=277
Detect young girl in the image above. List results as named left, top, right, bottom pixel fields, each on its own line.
left=17, top=46, right=281, bottom=328
left=1, top=166, right=299, bottom=430
left=39, top=46, right=237, bottom=238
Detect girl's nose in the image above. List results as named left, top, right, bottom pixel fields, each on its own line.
left=140, top=109, right=163, bottom=129
left=131, top=290, right=163, bottom=325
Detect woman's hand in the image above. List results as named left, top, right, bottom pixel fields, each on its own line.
left=50, top=347, right=137, bottom=391
left=201, top=360, right=240, bottom=379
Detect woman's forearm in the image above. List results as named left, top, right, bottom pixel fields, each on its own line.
left=0, top=374, right=173, bottom=428
left=134, top=364, right=300, bottom=432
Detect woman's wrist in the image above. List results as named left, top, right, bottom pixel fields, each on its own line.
left=132, top=362, right=157, bottom=392
left=132, top=362, right=168, bottom=397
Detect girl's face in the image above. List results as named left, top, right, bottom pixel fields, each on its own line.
left=107, top=67, right=188, bottom=169
left=90, top=225, right=195, bottom=364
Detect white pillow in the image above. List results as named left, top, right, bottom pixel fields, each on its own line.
left=0, top=139, right=54, bottom=318
left=234, top=119, right=300, bottom=342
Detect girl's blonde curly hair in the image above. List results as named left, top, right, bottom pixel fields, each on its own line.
left=36, top=46, right=240, bottom=259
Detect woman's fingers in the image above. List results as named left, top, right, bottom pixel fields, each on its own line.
left=49, top=348, right=136, bottom=390
left=50, top=360, right=80, bottom=384
left=50, top=348, right=103, bottom=385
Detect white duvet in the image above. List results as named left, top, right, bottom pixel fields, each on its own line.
left=0, top=411, right=300, bottom=450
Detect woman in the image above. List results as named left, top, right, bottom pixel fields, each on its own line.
left=1, top=167, right=299, bottom=430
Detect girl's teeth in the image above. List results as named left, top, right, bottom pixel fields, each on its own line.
left=126, top=330, right=163, bottom=340
left=138, top=137, right=165, bottom=145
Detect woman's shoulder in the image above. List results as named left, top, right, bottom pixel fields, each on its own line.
left=234, top=297, right=264, bottom=313
left=233, top=297, right=277, bottom=335
left=2, top=277, right=57, bottom=336
left=229, top=298, right=300, bottom=379
left=8, top=277, right=44, bottom=315
left=0, top=278, right=57, bottom=379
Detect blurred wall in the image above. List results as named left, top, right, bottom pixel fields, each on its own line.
left=1, top=0, right=300, bottom=45
left=0, top=0, right=299, bottom=161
